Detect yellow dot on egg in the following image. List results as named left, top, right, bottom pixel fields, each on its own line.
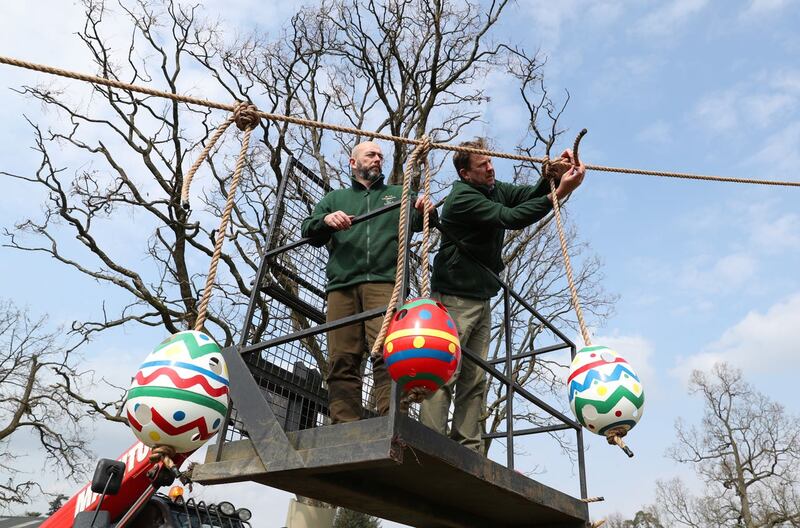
left=386, top=341, right=394, bottom=353
left=448, top=343, right=456, bottom=353
left=413, top=336, right=425, bottom=348
left=149, top=431, right=161, bottom=442
left=164, top=344, right=182, bottom=358
left=597, top=385, right=608, bottom=396
left=633, top=383, right=640, bottom=393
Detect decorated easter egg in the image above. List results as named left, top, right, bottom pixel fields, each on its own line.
left=567, top=345, right=644, bottom=437
left=383, top=298, right=461, bottom=394
left=125, top=331, right=229, bottom=453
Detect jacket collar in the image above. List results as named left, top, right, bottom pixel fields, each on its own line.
left=456, top=179, right=495, bottom=196
left=351, top=176, right=386, bottom=191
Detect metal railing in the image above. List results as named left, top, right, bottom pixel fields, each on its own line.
left=213, top=157, right=587, bottom=499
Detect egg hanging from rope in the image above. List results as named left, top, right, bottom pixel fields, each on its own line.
left=568, top=345, right=644, bottom=438
left=125, top=330, right=230, bottom=453
left=383, top=298, right=461, bottom=394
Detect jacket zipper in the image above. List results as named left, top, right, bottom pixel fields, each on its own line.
left=365, top=188, right=371, bottom=281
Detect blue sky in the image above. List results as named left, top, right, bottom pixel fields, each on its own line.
left=1, top=0, right=799, bottom=525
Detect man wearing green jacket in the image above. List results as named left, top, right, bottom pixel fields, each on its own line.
left=301, top=141, right=429, bottom=424
left=420, top=137, right=586, bottom=451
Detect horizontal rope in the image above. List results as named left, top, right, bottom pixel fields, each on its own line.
left=2, top=54, right=798, bottom=188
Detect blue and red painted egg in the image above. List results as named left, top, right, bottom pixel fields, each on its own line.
left=383, top=298, right=461, bottom=393
left=125, top=330, right=230, bottom=453
left=567, top=345, right=644, bottom=437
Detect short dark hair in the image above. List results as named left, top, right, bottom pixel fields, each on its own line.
left=453, top=137, right=489, bottom=178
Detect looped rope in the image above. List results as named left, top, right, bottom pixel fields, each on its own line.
left=233, top=102, right=260, bottom=131
left=180, top=115, right=235, bottom=211
left=546, top=132, right=592, bottom=347
left=416, top=135, right=433, bottom=159
left=369, top=138, right=432, bottom=360
left=194, top=124, right=253, bottom=332
left=178, top=101, right=256, bottom=332
left=542, top=155, right=551, bottom=182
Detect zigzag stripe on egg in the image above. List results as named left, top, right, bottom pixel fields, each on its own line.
left=567, top=345, right=645, bottom=439
left=134, top=367, right=230, bottom=398
left=124, top=330, right=230, bottom=453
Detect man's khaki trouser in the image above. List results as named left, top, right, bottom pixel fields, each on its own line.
left=326, top=282, right=393, bottom=424
left=419, top=293, right=491, bottom=452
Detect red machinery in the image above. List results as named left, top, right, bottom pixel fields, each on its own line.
left=41, top=442, right=189, bottom=528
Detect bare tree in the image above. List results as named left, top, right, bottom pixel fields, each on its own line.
left=2, top=0, right=615, bottom=477
left=604, top=507, right=665, bottom=528
left=0, top=300, right=91, bottom=509
left=321, top=0, right=512, bottom=185
left=334, top=506, right=381, bottom=528
left=656, top=363, right=800, bottom=528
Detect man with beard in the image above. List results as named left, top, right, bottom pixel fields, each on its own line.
left=419, top=137, right=586, bottom=452
left=302, top=141, right=430, bottom=423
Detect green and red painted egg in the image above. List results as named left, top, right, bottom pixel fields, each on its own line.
left=383, top=298, right=461, bottom=393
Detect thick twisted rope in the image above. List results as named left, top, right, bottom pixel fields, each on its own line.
left=418, top=143, right=434, bottom=298
left=192, top=103, right=259, bottom=331
left=548, top=130, right=636, bottom=456
left=2, top=54, right=799, bottom=188
left=180, top=115, right=235, bottom=210
left=369, top=137, right=433, bottom=362
left=546, top=129, right=593, bottom=347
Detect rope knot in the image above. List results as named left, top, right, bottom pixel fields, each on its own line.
left=401, top=386, right=432, bottom=406
left=149, top=445, right=176, bottom=460
left=233, top=102, right=260, bottom=131
left=415, top=135, right=433, bottom=161
left=148, top=445, right=177, bottom=468
left=542, top=155, right=552, bottom=181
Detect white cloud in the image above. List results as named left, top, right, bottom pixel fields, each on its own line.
left=672, top=291, right=800, bottom=380
left=522, top=0, right=627, bottom=53
left=590, top=333, right=657, bottom=393
left=637, top=120, right=672, bottom=145
left=677, top=253, right=758, bottom=294
left=747, top=121, right=800, bottom=178
left=691, top=71, right=800, bottom=135
left=744, top=93, right=796, bottom=127
left=692, top=89, right=742, bottom=133
left=749, top=212, right=800, bottom=251
left=741, top=0, right=794, bottom=17
left=634, top=0, right=710, bottom=37
left=773, top=70, right=800, bottom=93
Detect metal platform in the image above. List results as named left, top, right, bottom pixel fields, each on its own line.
left=193, top=414, right=589, bottom=528
left=191, top=157, right=592, bottom=528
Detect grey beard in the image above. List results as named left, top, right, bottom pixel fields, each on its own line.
left=354, top=166, right=383, bottom=182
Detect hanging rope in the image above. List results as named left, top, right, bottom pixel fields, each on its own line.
left=180, top=115, right=236, bottom=210
left=547, top=130, right=635, bottom=457
left=190, top=102, right=260, bottom=331
left=546, top=129, right=592, bottom=347
left=369, top=136, right=433, bottom=364
left=418, top=145, right=434, bottom=299
left=2, top=54, right=799, bottom=188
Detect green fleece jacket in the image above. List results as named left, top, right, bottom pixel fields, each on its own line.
left=431, top=179, right=553, bottom=300
left=301, top=178, right=423, bottom=292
